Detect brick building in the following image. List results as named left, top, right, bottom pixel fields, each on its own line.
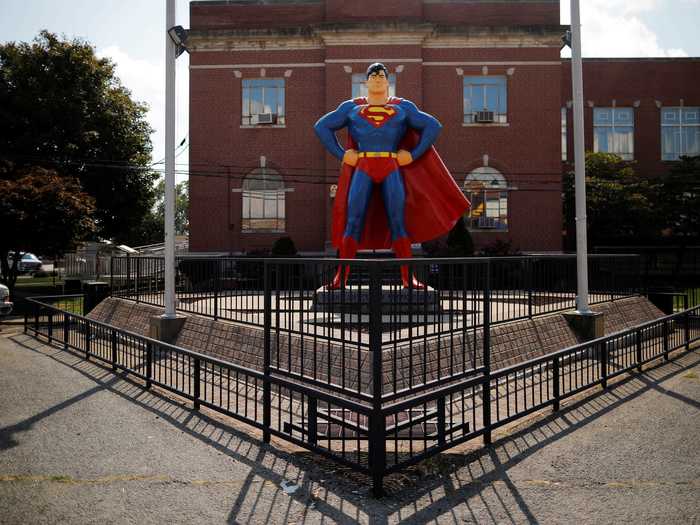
left=187, top=0, right=700, bottom=254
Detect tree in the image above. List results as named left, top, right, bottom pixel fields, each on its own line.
left=155, top=180, right=189, bottom=236
left=656, top=156, right=700, bottom=241
left=563, top=152, right=657, bottom=250
left=0, top=31, right=158, bottom=244
left=0, top=166, right=95, bottom=297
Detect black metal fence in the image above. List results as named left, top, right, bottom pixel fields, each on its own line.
left=110, top=254, right=642, bottom=328
left=25, top=253, right=700, bottom=496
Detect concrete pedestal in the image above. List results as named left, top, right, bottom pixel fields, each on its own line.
left=149, top=315, right=187, bottom=344
left=563, top=311, right=605, bottom=342
left=313, top=285, right=440, bottom=315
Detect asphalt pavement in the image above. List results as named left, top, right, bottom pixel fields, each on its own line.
left=1, top=324, right=699, bottom=524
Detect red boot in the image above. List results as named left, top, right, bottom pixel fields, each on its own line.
left=326, top=236, right=358, bottom=290
left=392, top=237, right=426, bottom=290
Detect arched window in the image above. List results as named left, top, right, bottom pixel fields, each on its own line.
left=464, top=167, right=508, bottom=231
left=241, top=167, right=286, bottom=232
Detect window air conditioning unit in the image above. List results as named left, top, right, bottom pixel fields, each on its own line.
left=251, top=113, right=274, bottom=125
left=477, top=216, right=498, bottom=229
left=475, top=111, right=495, bottom=123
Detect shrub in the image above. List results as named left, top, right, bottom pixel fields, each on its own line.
left=271, top=237, right=298, bottom=257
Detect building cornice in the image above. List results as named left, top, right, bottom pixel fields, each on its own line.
left=187, top=23, right=567, bottom=52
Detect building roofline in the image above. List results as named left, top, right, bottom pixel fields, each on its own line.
left=563, top=57, right=700, bottom=62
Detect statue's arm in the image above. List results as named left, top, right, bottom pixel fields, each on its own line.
left=403, top=100, right=443, bottom=160
left=314, top=100, right=355, bottom=161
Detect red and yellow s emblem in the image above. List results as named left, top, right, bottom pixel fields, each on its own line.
left=359, top=105, right=397, bottom=128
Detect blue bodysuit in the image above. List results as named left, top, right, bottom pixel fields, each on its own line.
left=314, top=98, right=442, bottom=242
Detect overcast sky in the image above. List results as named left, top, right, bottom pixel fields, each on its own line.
left=2, top=0, right=699, bottom=182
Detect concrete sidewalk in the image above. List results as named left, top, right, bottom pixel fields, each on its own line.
left=1, top=325, right=699, bottom=524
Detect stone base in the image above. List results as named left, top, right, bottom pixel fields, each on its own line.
left=149, top=314, right=187, bottom=344
left=313, top=285, right=440, bottom=315
left=563, top=311, right=605, bottom=342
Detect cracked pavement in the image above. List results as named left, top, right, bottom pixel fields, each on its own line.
left=1, top=325, right=699, bottom=524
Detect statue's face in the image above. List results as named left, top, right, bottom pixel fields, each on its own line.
left=366, top=70, right=389, bottom=96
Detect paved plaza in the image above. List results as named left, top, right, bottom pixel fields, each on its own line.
left=1, top=324, right=698, bottom=524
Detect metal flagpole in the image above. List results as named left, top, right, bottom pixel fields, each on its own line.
left=164, top=0, right=176, bottom=319
left=571, top=0, right=591, bottom=314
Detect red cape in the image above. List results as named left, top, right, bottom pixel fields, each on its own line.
left=331, top=97, right=471, bottom=250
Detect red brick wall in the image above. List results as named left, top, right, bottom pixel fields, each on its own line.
left=424, top=2, right=559, bottom=26
left=561, top=59, right=700, bottom=177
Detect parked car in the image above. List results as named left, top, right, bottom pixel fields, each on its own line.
left=0, top=284, right=12, bottom=317
left=7, top=252, right=43, bottom=273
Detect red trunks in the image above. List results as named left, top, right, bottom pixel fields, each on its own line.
left=356, top=157, right=399, bottom=183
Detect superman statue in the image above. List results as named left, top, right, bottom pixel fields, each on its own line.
left=314, top=63, right=470, bottom=289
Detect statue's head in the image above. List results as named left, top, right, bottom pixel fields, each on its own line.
left=365, top=62, right=390, bottom=97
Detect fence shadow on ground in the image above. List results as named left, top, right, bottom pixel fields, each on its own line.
left=6, top=331, right=698, bottom=524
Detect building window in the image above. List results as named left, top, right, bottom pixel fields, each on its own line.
left=241, top=168, right=286, bottom=232
left=242, top=78, right=285, bottom=126
left=593, top=107, right=634, bottom=160
left=463, top=76, right=507, bottom=124
left=351, top=73, right=396, bottom=99
left=561, top=107, right=568, bottom=161
left=661, top=106, right=700, bottom=160
left=464, top=167, right=508, bottom=231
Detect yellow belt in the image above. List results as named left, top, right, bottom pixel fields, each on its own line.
left=358, top=151, right=398, bottom=158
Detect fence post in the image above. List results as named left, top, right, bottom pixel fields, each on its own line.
left=63, top=314, right=69, bottom=350
left=368, top=261, right=386, bottom=498
left=663, top=319, right=670, bottom=361
left=308, top=397, right=318, bottom=447
left=24, top=310, right=28, bottom=334
left=636, top=328, right=643, bottom=372
left=110, top=256, right=114, bottom=297
left=34, top=304, right=39, bottom=334
left=146, top=342, right=153, bottom=389
left=482, top=260, right=492, bottom=446
left=527, top=258, right=533, bottom=319
left=552, top=356, right=560, bottom=412
left=263, top=261, right=272, bottom=444
left=135, top=257, right=141, bottom=303
left=214, top=259, right=220, bottom=321
left=126, top=255, right=131, bottom=298
left=85, top=321, right=91, bottom=361
left=47, top=312, right=53, bottom=344
left=437, top=396, right=446, bottom=446
left=111, top=329, right=118, bottom=372
left=600, top=341, right=608, bottom=389
left=685, top=311, right=691, bottom=352
left=193, top=357, right=201, bottom=411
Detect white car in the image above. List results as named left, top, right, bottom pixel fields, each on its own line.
left=0, top=284, right=12, bottom=317
left=8, top=252, right=43, bottom=273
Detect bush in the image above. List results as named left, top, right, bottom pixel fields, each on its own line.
left=446, top=218, right=474, bottom=257
left=271, top=237, right=298, bottom=257
left=33, top=270, right=49, bottom=278
left=480, top=239, right=521, bottom=257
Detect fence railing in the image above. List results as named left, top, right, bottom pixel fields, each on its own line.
left=25, top=255, right=700, bottom=496
left=110, top=254, right=642, bottom=329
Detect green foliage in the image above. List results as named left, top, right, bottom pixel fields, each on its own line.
left=155, top=180, right=189, bottom=236
left=271, top=237, right=298, bottom=257
left=479, top=239, right=521, bottom=257
left=563, top=152, right=657, bottom=249
left=445, top=217, right=475, bottom=257
left=0, top=166, right=95, bottom=296
left=0, top=31, right=158, bottom=244
left=656, top=156, right=700, bottom=240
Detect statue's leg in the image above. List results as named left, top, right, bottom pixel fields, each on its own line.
left=382, top=170, right=425, bottom=289
left=327, top=170, right=373, bottom=289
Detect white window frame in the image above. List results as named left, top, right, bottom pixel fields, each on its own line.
left=464, top=167, right=509, bottom=232
left=239, top=167, right=288, bottom=233
left=593, top=107, right=635, bottom=160
left=463, top=76, right=508, bottom=124
left=661, top=106, right=700, bottom=161
left=241, top=78, right=285, bottom=126
left=561, top=107, right=568, bottom=161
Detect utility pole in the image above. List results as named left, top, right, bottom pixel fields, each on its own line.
left=164, top=0, right=176, bottom=319
left=570, top=0, right=591, bottom=314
